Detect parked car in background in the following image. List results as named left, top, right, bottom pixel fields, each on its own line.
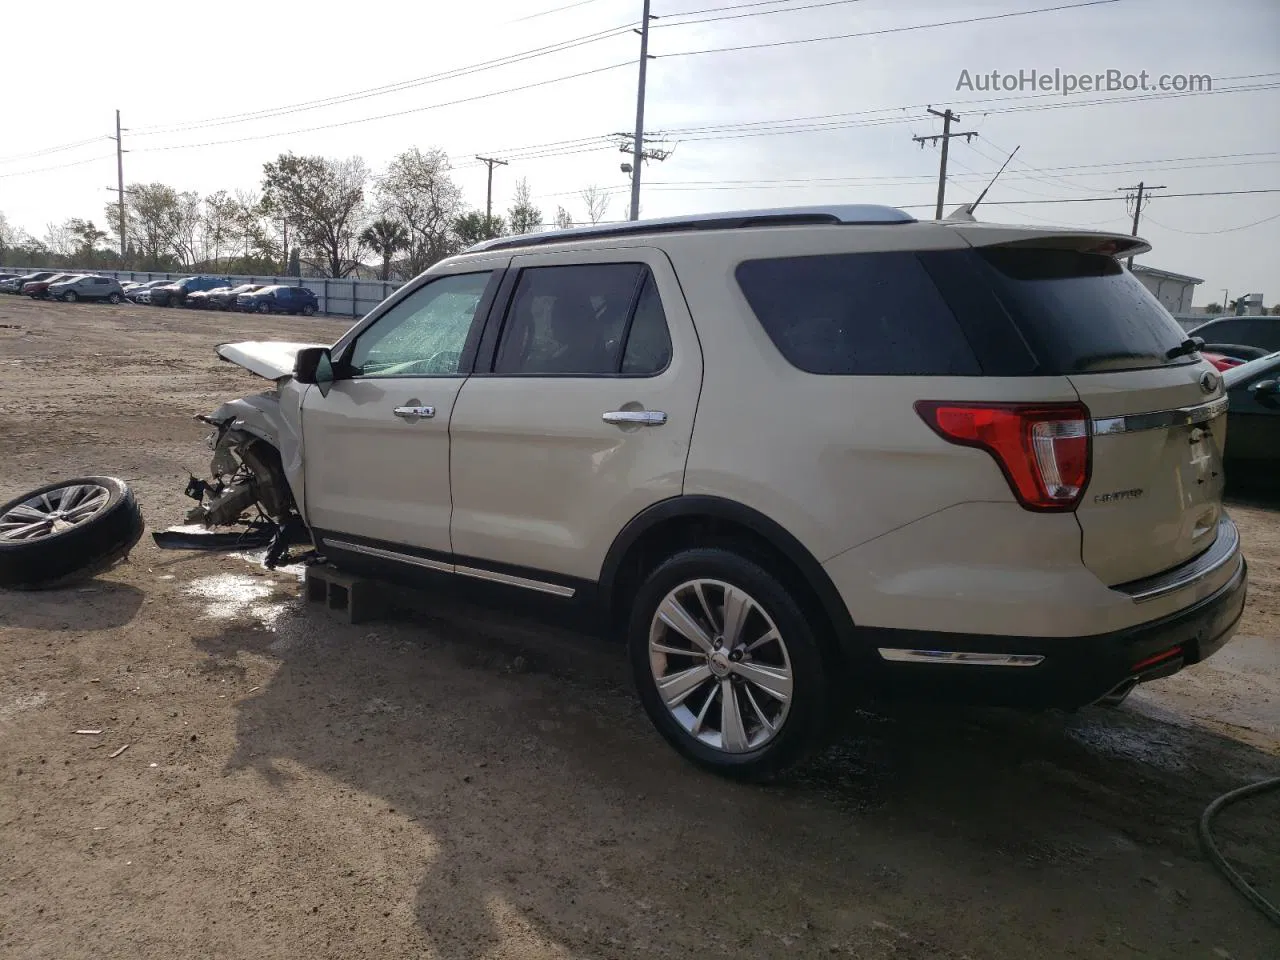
left=205, top=283, right=262, bottom=310
left=1202, top=351, right=1247, bottom=372
left=235, top=284, right=319, bottom=315
left=2, top=271, right=56, bottom=294
left=24, top=273, right=79, bottom=298
left=125, top=280, right=170, bottom=302
left=47, top=275, right=126, bottom=304
left=151, top=276, right=230, bottom=307
left=186, top=287, right=222, bottom=309
left=1223, top=350, right=1280, bottom=489
left=1189, top=316, right=1280, bottom=357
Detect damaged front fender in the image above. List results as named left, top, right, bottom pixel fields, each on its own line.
left=202, top=380, right=308, bottom=520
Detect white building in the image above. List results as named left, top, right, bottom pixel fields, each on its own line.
left=1130, top=264, right=1203, bottom=315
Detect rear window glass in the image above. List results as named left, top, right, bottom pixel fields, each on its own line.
left=976, top=248, right=1189, bottom=374
left=734, top=252, right=980, bottom=376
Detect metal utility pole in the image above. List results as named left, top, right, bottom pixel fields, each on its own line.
left=113, top=109, right=126, bottom=257
left=1117, top=181, right=1165, bottom=268
left=913, top=107, right=976, bottom=220
left=629, top=0, right=654, bottom=221
left=475, top=156, right=508, bottom=223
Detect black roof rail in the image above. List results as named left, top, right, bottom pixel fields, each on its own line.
left=465, top=204, right=915, bottom=253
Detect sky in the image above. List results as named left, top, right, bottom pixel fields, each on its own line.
left=1, top=0, right=1277, bottom=307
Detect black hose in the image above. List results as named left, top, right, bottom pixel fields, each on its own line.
left=1198, top=776, right=1280, bottom=927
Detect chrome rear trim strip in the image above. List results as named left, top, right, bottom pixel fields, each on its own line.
left=877, top=649, right=1044, bottom=667
left=321, top=538, right=453, bottom=574
left=454, top=564, right=577, bottom=598
left=1113, top=516, right=1240, bottom=603
left=319, top=538, right=576, bottom=598
left=1091, top=395, right=1228, bottom=436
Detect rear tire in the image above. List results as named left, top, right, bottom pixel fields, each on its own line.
left=0, top=477, right=145, bottom=590
left=627, top=547, right=834, bottom=781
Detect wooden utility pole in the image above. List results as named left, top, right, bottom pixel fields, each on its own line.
left=1117, top=181, right=1166, bottom=267
left=113, top=110, right=126, bottom=257
left=912, top=107, right=976, bottom=220
left=475, top=156, right=508, bottom=223
left=629, top=0, right=654, bottom=221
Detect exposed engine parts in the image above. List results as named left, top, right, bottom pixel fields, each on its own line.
left=184, top=425, right=291, bottom=527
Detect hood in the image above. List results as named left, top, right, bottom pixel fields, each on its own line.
left=216, top=340, right=326, bottom=381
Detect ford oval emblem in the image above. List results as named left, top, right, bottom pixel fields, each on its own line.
left=1200, top=369, right=1220, bottom=393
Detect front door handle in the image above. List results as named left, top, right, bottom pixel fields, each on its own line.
left=602, top=410, right=667, bottom=426
left=393, top=405, right=435, bottom=420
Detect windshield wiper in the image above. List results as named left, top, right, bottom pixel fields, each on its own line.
left=1166, top=336, right=1205, bottom=360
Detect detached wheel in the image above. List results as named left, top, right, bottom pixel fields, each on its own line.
left=107, top=292, right=123, bottom=304
left=62, top=291, right=77, bottom=302
left=0, top=477, right=144, bottom=590
left=628, top=548, right=833, bottom=781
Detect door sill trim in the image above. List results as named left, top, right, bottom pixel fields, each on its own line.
left=320, top=537, right=577, bottom=598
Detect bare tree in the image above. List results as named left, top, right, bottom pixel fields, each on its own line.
left=43, top=220, right=78, bottom=257
left=374, top=147, right=464, bottom=275
left=201, top=191, right=239, bottom=266
left=554, top=206, right=574, bottom=230
left=262, top=153, right=369, bottom=277
left=580, top=185, right=610, bottom=225
left=166, top=191, right=203, bottom=267
left=508, top=178, right=542, bottom=235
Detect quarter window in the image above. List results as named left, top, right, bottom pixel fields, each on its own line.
left=494, top=263, right=672, bottom=376
left=735, top=252, right=980, bottom=376
left=349, top=271, right=492, bottom=378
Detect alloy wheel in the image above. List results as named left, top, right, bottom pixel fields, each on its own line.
left=648, top=579, right=793, bottom=753
left=0, top=483, right=111, bottom=542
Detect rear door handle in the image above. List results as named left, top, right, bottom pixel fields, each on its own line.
left=393, top=405, right=435, bottom=420
left=602, top=410, right=667, bottom=426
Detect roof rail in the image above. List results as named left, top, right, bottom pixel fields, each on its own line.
left=465, top=204, right=915, bottom=253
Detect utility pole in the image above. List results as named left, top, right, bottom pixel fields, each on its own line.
left=629, top=0, right=654, bottom=221
left=912, top=107, right=976, bottom=220
left=475, top=156, right=508, bottom=223
left=1117, top=181, right=1165, bottom=268
left=112, top=109, right=126, bottom=257
left=281, top=216, right=289, bottom=274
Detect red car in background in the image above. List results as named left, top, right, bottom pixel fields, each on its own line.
left=23, top=273, right=78, bottom=298
left=1203, top=352, right=1245, bottom=372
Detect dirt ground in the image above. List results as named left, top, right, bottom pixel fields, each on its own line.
left=0, top=295, right=1277, bottom=959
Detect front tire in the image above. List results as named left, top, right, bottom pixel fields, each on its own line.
left=257, top=302, right=272, bottom=314
left=62, top=291, right=77, bottom=302
left=301, top=303, right=316, bottom=316
left=627, top=548, right=833, bottom=780
left=107, top=292, right=122, bottom=304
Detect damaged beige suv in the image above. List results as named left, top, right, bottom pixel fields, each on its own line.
left=160, top=206, right=1247, bottom=779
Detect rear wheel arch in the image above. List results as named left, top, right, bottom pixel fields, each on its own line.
left=599, top=496, right=855, bottom=658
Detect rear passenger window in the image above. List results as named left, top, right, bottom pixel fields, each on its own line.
left=735, top=252, right=980, bottom=375
left=494, top=263, right=672, bottom=376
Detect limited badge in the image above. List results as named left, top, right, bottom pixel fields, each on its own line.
left=1200, top=369, right=1220, bottom=393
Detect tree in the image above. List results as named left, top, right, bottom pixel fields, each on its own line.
left=580, top=185, right=610, bottom=225
left=508, top=178, right=541, bottom=235
left=1204, top=302, right=1222, bottom=314
left=0, top=211, right=16, bottom=257
left=554, top=206, right=574, bottom=230
left=361, top=217, right=409, bottom=280
left=43, top=220, right=78, bottom=258
left=374, top=147, right=464, bottom=276
left=451, top=212, right=505, bottom=248
left=287, top=247, right=302, bottom=277
left=201, top=191, right=239, bottom=266
left=262, top=153, right=369, bottom=277
left=109, top=183, right=182, bottom=269
left=1270, top=304, right=1280, bottom=316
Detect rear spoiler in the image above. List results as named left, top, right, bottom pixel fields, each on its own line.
left=948, top=222, right=1152, bottom=259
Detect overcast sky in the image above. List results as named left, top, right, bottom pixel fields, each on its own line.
left=2, top=0, right=1277, bottom=305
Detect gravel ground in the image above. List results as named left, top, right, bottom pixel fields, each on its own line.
left=1, top=295, right=1277, bottom=959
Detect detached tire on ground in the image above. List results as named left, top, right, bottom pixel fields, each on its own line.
left=627, top=547, right=835, bottom=781
left=0, top=477, right=144, bottom=589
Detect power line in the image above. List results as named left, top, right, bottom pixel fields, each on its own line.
left=1141, top=210, right=1280, bottom=235
left=130, top=61, right=634, bottom=153
left=0, top=154, right=115, bottom=180
left=512, top=0, right=607, bottom=22
left=0, top=135, right=110, bottom=166
left=663, top=0, right=1123, bottom=57
left=657, top=0, right=871, bottom=27
left=129, top=23, right=637, bottom=137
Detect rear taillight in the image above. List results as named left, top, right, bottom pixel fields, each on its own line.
left=915, top=401, right=1091, bottom=512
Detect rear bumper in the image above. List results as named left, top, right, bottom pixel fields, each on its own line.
left=866, top=555, right=1247, bottom=708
